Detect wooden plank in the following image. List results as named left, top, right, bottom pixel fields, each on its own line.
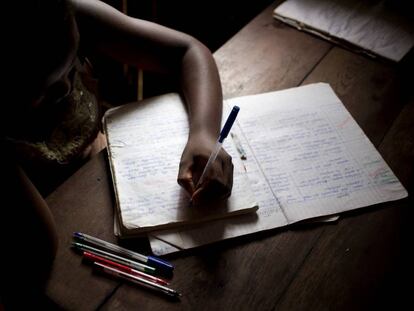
left=379, top=101, right=414, bottom=192
left=45, top=153, right=120, bottom=310
left=274, top=198, right=413, bottom=310
left=100, top=228, right=325, bottom=310
left=214, top=1, right=331, bottom=98
left=301, top=47, right=404, bottom=146
left=273, top=52, right=414, bottom=310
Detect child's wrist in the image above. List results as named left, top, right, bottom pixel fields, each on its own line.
left=188, top=128, right=217, bottom=145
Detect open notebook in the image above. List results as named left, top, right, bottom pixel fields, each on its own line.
left=148, top=83, right=408, bottom=255
left=103, top=94, right=258, bottom=237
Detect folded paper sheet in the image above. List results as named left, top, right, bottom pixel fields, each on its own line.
left=149, top=83, right=408, bottom=255
left=273, top=0, right=414, bottom=62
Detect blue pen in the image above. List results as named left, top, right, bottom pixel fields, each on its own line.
left=73, top=232, right=173, bottom=272
left=195, top=106, right=240, bottom=189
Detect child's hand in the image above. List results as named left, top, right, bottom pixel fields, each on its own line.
left=177, top=133, right=233, bottom=206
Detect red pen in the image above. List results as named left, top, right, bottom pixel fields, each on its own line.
left=83, top=251, right=169, bottom=285
left=94, top=262, right=181, bottom=299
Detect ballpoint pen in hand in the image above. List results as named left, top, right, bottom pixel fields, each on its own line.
left=194, top=105, right=240, bottom=191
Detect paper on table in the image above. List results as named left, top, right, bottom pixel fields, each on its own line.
left=273, top=0, right=414, bottom=62
left=148, top=83, right=408, bottom=255
left=104, top=93, right=258, bottom=237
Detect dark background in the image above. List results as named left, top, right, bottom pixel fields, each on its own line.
left=94, top=0, right=275, bottom=104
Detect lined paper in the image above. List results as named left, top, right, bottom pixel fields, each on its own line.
left=104, top=93, right=258, bottom=236
left=149, top=83, right=407, bottom=254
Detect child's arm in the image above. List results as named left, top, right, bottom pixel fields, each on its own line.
left=73, top=0, right=233, bottom=204
left=1, top=158, right=58, bottom=303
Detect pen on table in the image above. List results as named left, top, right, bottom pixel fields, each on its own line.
left=195, top=105, right=240, bottom=190
left=83, top=251, right=169, bottom=285
left=73, top=232, right=173, bottom=272
left=94, top=262, right=181, bottom=299
left=71, top=242, right=156, bottom=274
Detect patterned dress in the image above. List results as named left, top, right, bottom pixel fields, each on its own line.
left=1, top=59, right=103, bottom=195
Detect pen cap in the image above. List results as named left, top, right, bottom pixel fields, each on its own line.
left=219, top=106, right=240, bottom=143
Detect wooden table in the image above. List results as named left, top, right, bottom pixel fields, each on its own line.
left=46, top=1, right=414, bottom=310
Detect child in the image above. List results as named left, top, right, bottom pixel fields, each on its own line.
left=1, top=0, right=233, bottom=307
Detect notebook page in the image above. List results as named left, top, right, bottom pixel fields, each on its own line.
left=104, top=93, right=258, bottom=235
left=254, top=83, right=408, bottom=222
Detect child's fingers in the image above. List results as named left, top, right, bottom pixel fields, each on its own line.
left=177, top=163, right=196, bottom=196
left=191, top=153, right=234, bottom=205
